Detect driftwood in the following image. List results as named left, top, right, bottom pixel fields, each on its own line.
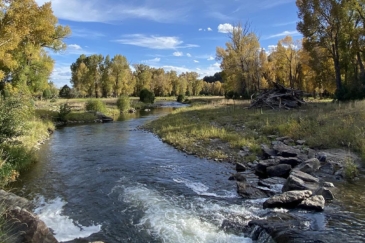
left=249, top=83, right=306, bottom=110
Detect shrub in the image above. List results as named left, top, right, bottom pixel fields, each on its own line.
left=117, top=95, right=130, bottom=112
left=58, top=103, right=71, bottom=121
left=177, top=94, right=185, bottom=103
left=140, top=89, right=155, bottom=104
left=0, top=96, right=33, bottom=144
left=85, top=99, right=106, bottom=113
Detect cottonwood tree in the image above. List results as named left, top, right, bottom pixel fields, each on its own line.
left=216, top=22, right=261, bottom=97
left=296, top=0, right=354, bottom=97
left=0, top=0, right=70, bottom=95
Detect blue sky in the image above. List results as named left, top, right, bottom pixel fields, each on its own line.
left=35, top=0, right=301, bottom=88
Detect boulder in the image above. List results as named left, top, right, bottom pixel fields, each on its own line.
left=316, top=152, right=327, bottom=162
left=237, top=181, right=272, bottom=199
left=267, top=164, right=292, bottom=178
left=298, top=195, right=325, bottom=211
left=255, top=159, right=279, bottom=177
left=258, top=177, right=286, bottom=194
left=278, top=157, right=302, bottom=167
left=296, top=158, right=321, bottom=174
left=263, top=190, right=312, bottom=209
left=235, top=162, right=247, bottom=172
left=228, top=173, right=247, bottom=182
left=315, top=187, right=335, bottom=201
left=282, top=170, right=320, bottom=193
left=0, top=189, right=32, bottom=210
left=261, top=144, right=276, bottom=159
left=273, top=142, right=300, bottom=158
left=296, top=140, right=306, bottom=145
left=6, top=207, right=58, bottom=243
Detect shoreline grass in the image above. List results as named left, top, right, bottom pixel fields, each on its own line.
left=143, top=99, right=365, bottom=163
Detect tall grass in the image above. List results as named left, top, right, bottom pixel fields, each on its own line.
left=144, top=99, right=365, bottom=162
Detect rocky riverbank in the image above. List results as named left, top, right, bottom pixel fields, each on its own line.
left=224, top=137, right=364, bottom=243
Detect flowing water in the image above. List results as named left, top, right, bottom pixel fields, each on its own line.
left=10, top=102, right=365, bottom=242
left=11, top=102, right=266, bottom=243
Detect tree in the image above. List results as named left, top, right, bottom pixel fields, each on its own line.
left=216, top=22, right=261, bottom=97
left=0, top=0, right=70, bottom=95
left=59, top=85, right=72, bottom=98
left=296, top=0, right=353, bottom=97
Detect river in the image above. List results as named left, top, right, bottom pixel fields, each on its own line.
left=11, top=102, right=266, bottom=243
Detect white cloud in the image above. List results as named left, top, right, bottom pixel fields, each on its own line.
left=68, top=44, right=82, bottom=50
left=115, top=34, right=199, bottom=49
left=49, top=63, right=72, bottom=88
left=194, top=60, right=199, bottom=63
left=207, top=56, right=214, bottom=61
left=186, top=53, right=192, bottom=57
left=71, top=28, right=105, bottom=39
left=143, top=57, right=161, bottom=63
left=207, top=27, right=212, bottom=31
left=218, top=23, right=234, bottom=33
left=266, top=30, right=300, bottom=39
left=173, top=51, right=183, bottom=57
left=35, top=0, right=188, bottom=23
left=199, top=28, right=203, bottom=31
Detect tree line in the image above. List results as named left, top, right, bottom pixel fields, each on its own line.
left=68, top=54, right=224, bottom=98
left=217, top=0, right=365, bottom=100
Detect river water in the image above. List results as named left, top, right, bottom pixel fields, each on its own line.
left=11, top=103, right=266, bottom=243
left=10, top=102, right=365, bottom=243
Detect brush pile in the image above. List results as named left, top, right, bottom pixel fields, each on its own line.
left=249, top=82, right=306, bottom=109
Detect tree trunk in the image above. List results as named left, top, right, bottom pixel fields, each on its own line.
left=357, top=52, right=365, bottom=81
left=332, top=41, right=342, bottom=92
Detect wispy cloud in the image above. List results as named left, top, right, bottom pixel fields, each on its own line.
left=71, top=28, right=105, bottom=39
left=142, top=57, right=161, bottom=64
left=186, top=53, right=192, bottom=57
left=265, top=30, right=300, bottom=39
left=68, top=44, right=82, bottom=50
left=173, top=51, right=184, bottom=56
left=207, top=56, right=214, bottom=61
left=194, top=60, right=199, bottom=63
left=260, top=0, right=295, bottom=9
left=273, top=21, right=297, bottom=27
left=35, top=0, right=189, bottom=23
left=115, top=34, right=199, bottom=50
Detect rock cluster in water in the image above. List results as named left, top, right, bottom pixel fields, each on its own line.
left=228, top=137, right=359, bottom=243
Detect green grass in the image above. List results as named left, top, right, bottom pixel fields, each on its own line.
left=144, top=99, right=365, bottom=163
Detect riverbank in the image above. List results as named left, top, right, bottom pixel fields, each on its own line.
left=143, top=98, right=365, bottom=242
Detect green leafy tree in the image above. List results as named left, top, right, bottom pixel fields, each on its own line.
left=116, top=95, right=130, bottom=112
left=139, top=88, right=155, bottom=103
left=59, top=85, right=72, bottom=98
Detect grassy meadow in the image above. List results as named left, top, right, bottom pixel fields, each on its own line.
left=143, top=99, right=365, bottom=164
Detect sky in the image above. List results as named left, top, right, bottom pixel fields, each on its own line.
left=35, top=0, right=302, bottom=88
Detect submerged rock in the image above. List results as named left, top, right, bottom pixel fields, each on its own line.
left=237, top=181, right=272, bottom=199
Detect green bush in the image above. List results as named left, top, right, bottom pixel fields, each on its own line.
left=140, top=89, right=155, bottom=104
left=177, top=94, right=185, bottom=103
left=58, top=103, right=71, bottom=121
left=0, top=96, right=33, bottom=144
left=85, top=99, right=106, bottom=113
left=117, top=95, right=130, bottom=112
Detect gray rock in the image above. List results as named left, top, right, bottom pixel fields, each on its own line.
left=282, top=170, right=320, bottom=192
left=236, top=162, right=247, bottom=172
left=258, top=177, right=287, bottom=188
left=296, top=140, right=306, bottom=145
left=296, top=158, right=321, bottom=174
left=263, top=190, right=312, bottom=209
left=267, top=164, right=292, bottom=178
left=278, top=157, right=302, bottom=167
left=298, top=195, right=325, bottom=211
left=317, top=152, right=327, bottom=162
left=229, top=173, right=247, bottom=182
left=319, top=162, right=335, bottom=175
left=6, top=207, right=58, bottom=243
left=255, top=159, right=279, bottom=176
left=283, top=139, right=294, bottom=145
left=324, top=182, right=335, bottom=188
left=0, top=190, right=33, bottom=210
left=237, top=181, right=272, bottom=199
left=261, top=144, right=276, bottom=159
left=273, top=142, right=300, bottom=158
left=315, top=187, right=335, bottom=201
